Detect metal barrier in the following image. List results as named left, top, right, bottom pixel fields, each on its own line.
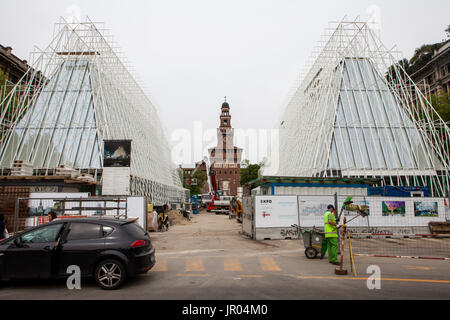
left=298, top=195, right=450, bottom=260
left=12, top=196, right=129, bottom=235
left=348, top=232, right=450, bottom=259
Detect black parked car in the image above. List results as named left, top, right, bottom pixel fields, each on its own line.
left=0, top=217, right=155, bottom=289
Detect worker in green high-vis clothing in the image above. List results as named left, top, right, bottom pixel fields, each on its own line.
left=320, top=205, right=340, bottom=265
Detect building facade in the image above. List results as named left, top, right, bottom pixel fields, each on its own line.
left=207, top=100, right=243, bottom=196
left=0, top=45, right=29, bottom=84
left=410, top=41, right=450, bottom=95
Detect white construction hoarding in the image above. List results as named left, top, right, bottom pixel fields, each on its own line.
left=298, top=195, right=447, bottom=234
left=255, top=196, right=299, bottom=228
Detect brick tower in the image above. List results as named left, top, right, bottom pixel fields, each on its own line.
left=207, top=98, right=243, bottom=196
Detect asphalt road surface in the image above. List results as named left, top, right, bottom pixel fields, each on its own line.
left=1, top=211, right=450, bottom=300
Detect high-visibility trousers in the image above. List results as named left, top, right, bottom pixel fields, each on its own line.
left=321, top=237, right=338, bottom=263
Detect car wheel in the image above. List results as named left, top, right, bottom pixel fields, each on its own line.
left=95, top=259, right=126, bottom=290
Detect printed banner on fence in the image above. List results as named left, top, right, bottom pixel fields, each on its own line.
left=298, top=196, right=446, bottom=228
left=254, top=196, right=299, bottom=228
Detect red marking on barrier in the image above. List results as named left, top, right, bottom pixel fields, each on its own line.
left=418, top=256, right=446, bottom=260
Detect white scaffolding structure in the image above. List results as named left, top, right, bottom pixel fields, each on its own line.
left=275, top=19, right=450, bottom=197
left=0, top=17, right=186, bottom=204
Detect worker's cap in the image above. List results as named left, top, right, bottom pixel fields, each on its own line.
left=327, top=205, right=335, bottom=210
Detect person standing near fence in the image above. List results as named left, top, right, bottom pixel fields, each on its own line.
left=321, top=205, right=340, bottom=265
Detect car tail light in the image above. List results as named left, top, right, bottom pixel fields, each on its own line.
left=130, top=240, right=146, bottom=248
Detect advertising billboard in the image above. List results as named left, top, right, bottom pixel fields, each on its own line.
left=103, top=140, right=131, bottom=167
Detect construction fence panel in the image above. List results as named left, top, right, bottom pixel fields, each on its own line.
left=9, top=194, right=150, bottom=235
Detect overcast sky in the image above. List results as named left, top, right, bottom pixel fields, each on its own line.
left=1, top=0, right=449, bottom=165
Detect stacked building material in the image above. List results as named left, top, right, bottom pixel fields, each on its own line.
left=76, top=173, right=95, bottom=183
left=56, top=165, right=78, bottom=178
left=10, top=160, right=33, bottom=176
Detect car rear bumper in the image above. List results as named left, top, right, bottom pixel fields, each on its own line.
left=130, top=246, right=156, bottom=275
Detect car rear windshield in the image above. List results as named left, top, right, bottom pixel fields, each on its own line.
left=123, top=222, right=147, bottom=238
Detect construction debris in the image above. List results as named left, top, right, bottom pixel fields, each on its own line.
left=429, top=222, right=450, bottom=234
left=167, top=209, right=193, bottom=226
left=56, top=165, right=78, bottom=178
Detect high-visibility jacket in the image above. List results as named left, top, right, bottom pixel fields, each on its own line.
left=324, top=210, right=338, bottom=238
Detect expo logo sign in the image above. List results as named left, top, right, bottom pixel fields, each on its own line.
left=262, top=211, right=271, bottom=218
left=260, top=200, right=272, bottom=204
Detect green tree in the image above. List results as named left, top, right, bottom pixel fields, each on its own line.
left=429, top=91, right=450, bottom=123
left=386, top=26, right=449, bottom=83
left=386, top=58, right=410, bottom=83
left=408, top=42, right=445, bottom=75
left=183, top=168, right=207, bottom=196
left=240, top=159, right=262, bottom=189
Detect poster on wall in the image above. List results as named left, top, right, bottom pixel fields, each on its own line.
left=344, top=200, right=370, bottom=216
left=255, top=196, right=299, bottom=228
left=301, top=201, right=330, bottom=217
left=103, top=140, right=131, bottom=167
left=382, top=201, right=406, bottom=216
left=414, top=201, right=438, bottom=217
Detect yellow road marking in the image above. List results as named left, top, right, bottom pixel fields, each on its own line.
left=176, top=273, right=211, bottom=277
left=185, top=258, right=205, bottom=272
left=294, top=275, right=450, bottom=284
left=236, top=275, right=264, bottom=278
left=151, top=258, right=167, bottom=272
left=405, top=266, right=435, bottom=271
left=259, top=256, right=281, bottom=271
left=224, top=257, right=243, bottom=271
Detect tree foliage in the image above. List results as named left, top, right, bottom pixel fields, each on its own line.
left=408, top=42, right=445, bottom=75
left=385, top=26, right=450, bottom=123
left=386, top=58, right=410, bottom=83
left=240, top=159, right=261, bottom=187
left=429, top=91, right=450, bottom=123
left=386, top=26, right=448, bottom=82
left=183, top=167, right=207, bottom=196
